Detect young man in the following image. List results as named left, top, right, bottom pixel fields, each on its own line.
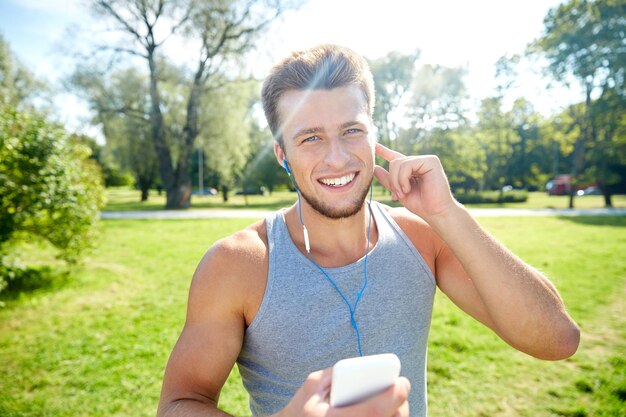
left=157, top=44, right=579, bottom=417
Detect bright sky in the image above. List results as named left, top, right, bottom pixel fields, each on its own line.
left=0, top=0, right=582, bottom=137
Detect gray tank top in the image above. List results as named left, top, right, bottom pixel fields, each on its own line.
left=236, top=201, right=436, bottom=416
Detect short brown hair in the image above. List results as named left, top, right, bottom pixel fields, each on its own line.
left=261, top=44, right=375, bottom=146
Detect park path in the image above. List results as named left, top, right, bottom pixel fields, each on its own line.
left=101, top=207, right=626, bottom=220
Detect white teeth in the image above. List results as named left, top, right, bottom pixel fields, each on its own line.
left=320, top=173, right=355, bottom=187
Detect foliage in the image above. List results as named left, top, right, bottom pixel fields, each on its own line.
left=70, top=133, right=135, bottom=188
left=239, top=117, right=291, bottom=196
left=532, top=0, right=624, bottom=92
left=454, top=190, right=528, bottom=205
left=199, top=80, right=258, bottom=194
left=0, top=107, right=105, bottom=284
left=409, top=64, right=468, bottom=132
left=368, top=50, right=420, bottom=144
left=70, top=66, right=158, bottom=200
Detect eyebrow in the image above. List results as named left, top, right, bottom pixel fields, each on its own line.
left=291, top=126, right=324, bottom=142
left=290, top=121, right=366, bottom=142
left=340, top=120, right=366, bottom=130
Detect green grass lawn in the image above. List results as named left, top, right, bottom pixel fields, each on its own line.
left=103, top=187, right=626, bottom=212
left=0, top=216, right=624, bottom=416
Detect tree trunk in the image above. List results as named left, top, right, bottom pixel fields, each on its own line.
left=568, top=188, right=576, bottom=209
left=166, top=179, right=192, bottom=209
left=598, top=182, right=613, bottom=208
left=568, top=83, right=594, bottom=209
left=137, top=174, right=152, bottom=202
left=147, top=52, right=177, bottom=208
left=167, top=65, right=205, bottom=209
left=222, top=185, right=229, bottom=202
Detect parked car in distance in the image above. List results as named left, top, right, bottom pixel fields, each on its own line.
left=192, top=187, right=218, bottom=196
left=546, top=175, right=572, bottom=195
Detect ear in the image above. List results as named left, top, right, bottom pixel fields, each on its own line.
left=274, top=142, right=287, bottom=168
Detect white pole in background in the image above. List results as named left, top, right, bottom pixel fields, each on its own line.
left=198, top=148, right=204, bottom=195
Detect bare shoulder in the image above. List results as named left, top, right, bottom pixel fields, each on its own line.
left=189, top=219, right=269, bottom=326
left=377, top=203, right=441, bottom=272
left=379, top=203, right=437, bottom=241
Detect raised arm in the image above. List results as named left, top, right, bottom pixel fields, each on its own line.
left=374, top=143, right=580, bottom=360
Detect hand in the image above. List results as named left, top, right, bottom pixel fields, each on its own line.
left=277, top=368, right=410, bottom=417
left=374, top=143, right=457, bottom=220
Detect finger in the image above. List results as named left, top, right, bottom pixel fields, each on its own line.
left=392, top=400, right=410, bottom=417
left=332, top=377, right=411, bottom=417
left=303, top=368, right=333, bottom=396
left=374, top=165, right=392, bottom=191
left=374, top=165, right=400, bottom=200
left=388, top=159, right=405, bottom=199
left=318, top=367, right=333, bottom=392
left=375, top=143, right=406, bottom=162
left=317, top=367, right=333, bottom=400
left=361, top=377, right=410, bottom=416
left=397, top=158, right=427, bottom=195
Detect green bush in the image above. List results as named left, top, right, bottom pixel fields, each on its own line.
left=0, top=107, right=105, bottom=293
left=454, top=190, right=528, bottom=204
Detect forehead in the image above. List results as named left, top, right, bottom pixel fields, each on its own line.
left=277, top=85, right=370, bottom=140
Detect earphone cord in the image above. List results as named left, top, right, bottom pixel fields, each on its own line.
left=296, top=184, right=374, bottom=357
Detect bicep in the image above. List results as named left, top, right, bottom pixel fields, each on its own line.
left=159, top=256, right=246, bottom=407
left=160, top=319, right=244, bottom=405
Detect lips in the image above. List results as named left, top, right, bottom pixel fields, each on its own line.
left=318, top=172, right=356, bottom=187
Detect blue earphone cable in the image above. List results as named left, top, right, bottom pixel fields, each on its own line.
left=290, top=171, right=374, bottom=356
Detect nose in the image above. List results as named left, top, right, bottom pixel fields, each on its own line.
left=324, top=137, right=350, bottom=168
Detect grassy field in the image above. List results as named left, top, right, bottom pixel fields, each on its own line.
left=0, top=216, right=625, bottom=416
left=103, top=187, right=626, bottom=211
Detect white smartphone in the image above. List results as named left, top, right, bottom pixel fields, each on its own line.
left=329, top=353, right=401, bottom=407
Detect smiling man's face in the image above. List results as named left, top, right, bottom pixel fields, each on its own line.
left=274, top=84, right=375, bottom=219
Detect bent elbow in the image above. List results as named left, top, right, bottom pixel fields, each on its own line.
left=545, top=321, right=580, bottom=361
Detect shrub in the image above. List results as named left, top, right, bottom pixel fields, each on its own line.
left=0, top=107, right=105, bottom=293
left=454, top=190, right=528, bottom=204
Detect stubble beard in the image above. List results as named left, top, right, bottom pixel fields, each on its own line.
left=298, top=178, right=372, bottom=219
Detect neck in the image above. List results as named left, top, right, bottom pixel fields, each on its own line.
left=284, top=199, right=376, bottom=267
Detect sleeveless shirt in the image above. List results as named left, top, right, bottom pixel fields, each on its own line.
left=236, top=201, right=436, bottom=417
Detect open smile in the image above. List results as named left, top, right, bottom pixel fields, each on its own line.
left=318, top=172, right=358, bottom=188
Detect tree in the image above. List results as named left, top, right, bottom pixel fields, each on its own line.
left=368, top=50, right=420, bottom=146
left=88, top=0, right=289, bottom=208
left=240, top=118, right=289, bottom=196
left=508, top=98, right=549, bottom=190
left=404, top=64, right=468, bottom=158
left=531, top=0, right=626, bottom=207
left=409, top=64, right=468, bottom=131
left=587, top=88, right=626, bottom=203
left=70, top=66, right=158, bottom=201
left=476, top=96, right=522, bottom=199
left=0, top=106, right=105, bottom=287
left=198, top=79, right=257, bottom=202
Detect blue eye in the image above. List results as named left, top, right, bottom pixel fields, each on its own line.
left=303, top=136, right=319, bottom=143
left=345, top=128, right=362, bottom=135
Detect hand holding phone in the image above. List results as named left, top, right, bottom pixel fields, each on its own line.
left=330, top=353, right=401, bottom=407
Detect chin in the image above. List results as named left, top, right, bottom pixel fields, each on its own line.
left=300, top=184, right=371, bottom=219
